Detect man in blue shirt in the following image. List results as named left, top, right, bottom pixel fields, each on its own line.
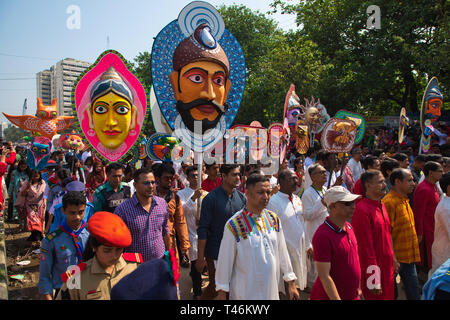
left=38, top=191, right=90, bottom=300
left=196, top=164, right=246, bottom=299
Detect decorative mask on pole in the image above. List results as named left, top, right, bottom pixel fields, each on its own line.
left=398, top=107, right=409, bottom=144
left=321, top=118, right=357, bottom=153
left=72, top=50, right=149, bottom=162
left=420, top=77, right=443, bottom=153
left=300, top=96, right=330, bottom=134
left=334, top=110, right=366, bottom=145
left=146, top=133, right=187, bottom=163
left=294, top=119, right=309, bottom=154
left=3, top=98, right=74, bottom=139
left=150, top=1, right=245, bottom=152
left=27, top=136, right=52, bottom=170
left=284, top=85, right=302, bottom=127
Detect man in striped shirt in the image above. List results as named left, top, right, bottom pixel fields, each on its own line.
left=114, top=167, right=170, bottom=262
left=382, top=168, right=420, bottom=300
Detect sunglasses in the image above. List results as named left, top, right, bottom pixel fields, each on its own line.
left=338, top=201, right=355, bottom=206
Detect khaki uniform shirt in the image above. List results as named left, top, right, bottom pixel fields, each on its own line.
left=56, top=255, right=139, bottom=300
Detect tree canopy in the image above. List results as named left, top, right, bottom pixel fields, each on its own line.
left=3, top=126, right=28, bottom=143
left=131, top=1, right=448, bottom=128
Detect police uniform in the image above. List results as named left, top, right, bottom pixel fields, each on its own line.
left=38, top=225, right=89, bottom=296
left=55, top=211, right=141, bottom=300
left=93, top=181, right=131, bottom=213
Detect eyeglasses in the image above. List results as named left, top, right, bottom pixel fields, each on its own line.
left=314, top=170, right=327, bottom=175
left=142, top=181, right=156, bottom=186
left=188, top=174, right=199, bottom=178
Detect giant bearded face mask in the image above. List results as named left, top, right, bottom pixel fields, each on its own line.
left=170, top=60, right=231, bottom=134
left=169, top=24, right=231, bottom=134
left=150, top=1, right=246, bottom=153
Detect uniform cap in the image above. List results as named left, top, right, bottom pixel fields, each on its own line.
left=65, top=180, right=85, bottom=192
left=87, top=211, right=132, bottom=248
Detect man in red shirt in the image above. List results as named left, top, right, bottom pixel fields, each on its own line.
left=201, top=163, right=221, bottom=192
left=310, top=186, right=362, bottom=300
left=352, top=170, right=396, bottom=300
left=353, top=156, right=380, bottom=198
left=413, top=161, right=443, bottom=271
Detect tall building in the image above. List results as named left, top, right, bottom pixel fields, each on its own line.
left=36, top=58, right=91, bottom=116
left=36, top=70, right=52, bottom=106
left=0, top=122, right=12, bottom=138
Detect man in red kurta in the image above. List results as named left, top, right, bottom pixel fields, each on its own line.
left=352, top=170, right=395, bottom=300
left=201, top=163, right=222, bottom=192
left=413, top=161, right=443, bottom=270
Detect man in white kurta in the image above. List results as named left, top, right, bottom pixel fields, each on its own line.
left=177, top=166, right=208, bottom=298
left=267, top=170, right=308, bottom=291
left=301, top=164, right=329, bottom=287
left=215, top=174, right=298, bottom=300
left=347, top=148, right=363, bottom=183
left=429, top=174, right=450, bottom=277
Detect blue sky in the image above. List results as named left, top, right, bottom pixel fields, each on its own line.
left=0, top=0, right=297, bottom=119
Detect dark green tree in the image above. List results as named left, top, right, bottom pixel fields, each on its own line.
left=3, top=126, right=28, bottom=143
left=271, top=0, right=449, bottom=115
left=219, top=5, right=328, bottom=126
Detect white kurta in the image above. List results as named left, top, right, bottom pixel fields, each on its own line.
left=267, top=192, right=308, bottom=290
left=347, top=158, right=363, bottom=182
left=301, top=185, right=329, bottom=286
left=304, top=167, right=336, bottom=191
left=430, top=195, right=450, bottom=276
left=215, top=209, right=297, bottom=300
left=177, top=187, right=207, bottom=261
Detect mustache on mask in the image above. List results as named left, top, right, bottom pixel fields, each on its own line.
left=176, top=99, right=228, bottom=114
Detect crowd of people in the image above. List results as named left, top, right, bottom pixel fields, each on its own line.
left=0, top=121, right=449, bottom=300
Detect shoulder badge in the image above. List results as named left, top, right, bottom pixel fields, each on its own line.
left=45, top=229, right=63, bottom=241
left=122, top=252, right=143, bottom=264
left=60, top=262, right=87, bottom=283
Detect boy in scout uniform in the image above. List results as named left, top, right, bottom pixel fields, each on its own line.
left=38, top=191, right=89, bottom=300
left=56, top=211, right=142, bottom=300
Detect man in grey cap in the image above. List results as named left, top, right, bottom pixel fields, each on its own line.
left=309, top=186, right=362, bottom=300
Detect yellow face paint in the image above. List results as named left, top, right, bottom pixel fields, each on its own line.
left=170, top=61, right=231, bottom=121
left=90, top=92, right=135, bottom=150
